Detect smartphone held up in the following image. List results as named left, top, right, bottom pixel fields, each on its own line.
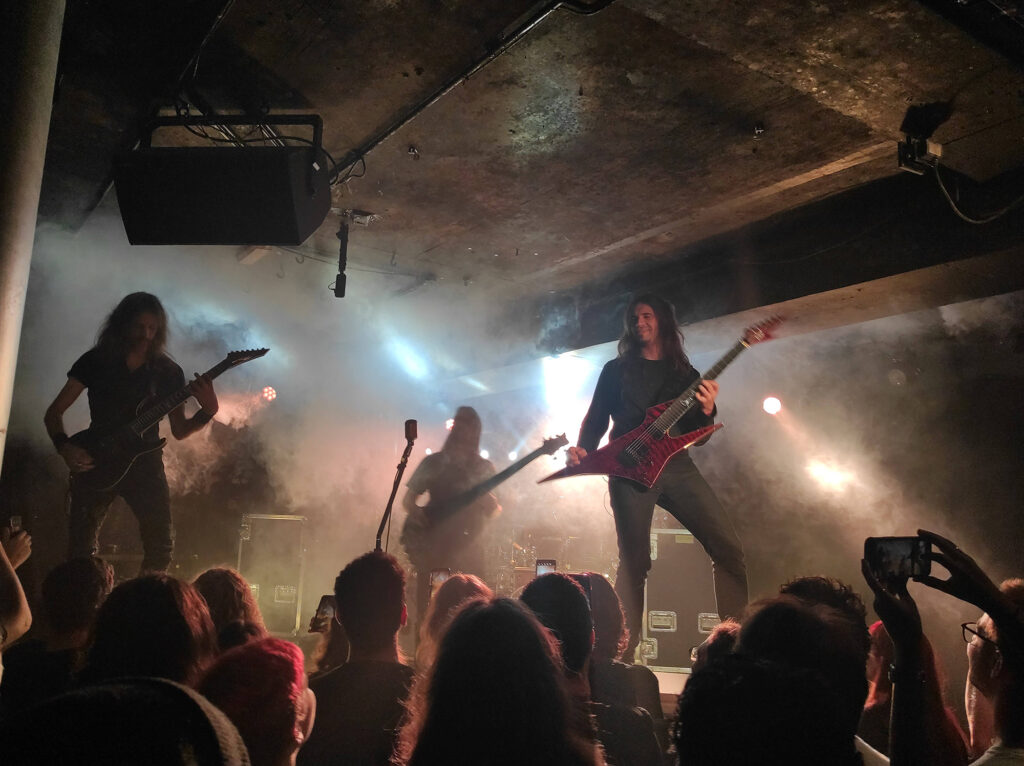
left=864, top=536, right=932, bottom=582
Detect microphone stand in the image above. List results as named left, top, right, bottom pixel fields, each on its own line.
left=376, top=433, right=416, bottom=552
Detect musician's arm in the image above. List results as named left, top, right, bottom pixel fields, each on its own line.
left=169, top=373, right=219, bottom=440
left=44, top=378, right=94, bottom=471
left=577, top=363, right=616, bottom=453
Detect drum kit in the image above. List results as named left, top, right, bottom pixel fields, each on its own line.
left=489, top=525, right=617, bottom=596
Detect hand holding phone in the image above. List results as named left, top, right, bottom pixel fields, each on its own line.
left=308, top=594, right=336, bottom=633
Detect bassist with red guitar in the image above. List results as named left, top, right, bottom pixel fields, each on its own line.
left=43, top=293, right=220, bottom=573
left=567, top=294, right=748, bottom=659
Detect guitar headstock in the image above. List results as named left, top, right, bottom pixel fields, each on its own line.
left=226, top=348, right=270, bottom=366
left=742, top=316, right=783, bottom=346
left=542, top=434, right=569, bottom=455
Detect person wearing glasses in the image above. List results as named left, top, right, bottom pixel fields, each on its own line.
left=862, top=529, right=1024, bottom=766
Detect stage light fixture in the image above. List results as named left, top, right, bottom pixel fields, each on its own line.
left=763, top=396, right=782, bottom=415
left=262, top=386, right=277, bottom=402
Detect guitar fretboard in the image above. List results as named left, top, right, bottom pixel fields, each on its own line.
left=129, top=358, right=233, bottom=435
left=650, top=339, right=749, bottom=434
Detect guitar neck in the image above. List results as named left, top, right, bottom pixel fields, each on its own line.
left=653, top=339, right=749, bottom=432
left=129, top=359, right=232, bottom=435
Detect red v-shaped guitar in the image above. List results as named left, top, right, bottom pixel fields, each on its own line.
left=539, top=317, right=782, bottom=489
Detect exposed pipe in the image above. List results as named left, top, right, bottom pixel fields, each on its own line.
left=0, top=0, right=66, bottom=471
left=330, top=0, right=618, bottom=181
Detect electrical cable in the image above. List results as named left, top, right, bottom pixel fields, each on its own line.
left=933, top=162, right=1024, bottom=225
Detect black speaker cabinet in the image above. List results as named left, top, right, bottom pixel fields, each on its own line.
left=113, top=146, right=330, bottom=245
left=237, top=514, right=307, bottom=635
left=639, top=527, right=719, bottom=672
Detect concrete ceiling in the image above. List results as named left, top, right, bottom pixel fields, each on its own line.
left=37, top=0, right=1024, bottom=354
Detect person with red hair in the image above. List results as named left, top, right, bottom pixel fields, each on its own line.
left=199, top=637, right=315, bottom=766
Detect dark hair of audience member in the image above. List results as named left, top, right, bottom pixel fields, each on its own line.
left=79, top=573, right=218, bottom=687
left=199, top=637, right=314, bottom=766
left=520, top=573, right=594, bottom=675
left=217, top=619, right=268, bottom=652
left=395, top=597, right=599, bottom=766
left=584, top=573, right=628, bottom=662
left=416, top=573, right=492, bottom=669
left=41, top=556, right=114, bottom=638
left=674, top=654, right=859, bottom=766
left=334, top=550, right=406, bottom=651
left=780, top=575, right=871, bottom=662
left=690, top=618, right=740, bottom=674
left=193, top=567, right=267, bottom=643
left=737, top=595, right=869, bottom=740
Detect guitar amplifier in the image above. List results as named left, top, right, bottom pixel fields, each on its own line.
left=638, top=526, right=719, bottom=672
left=237, top=514, right=307, bottom=635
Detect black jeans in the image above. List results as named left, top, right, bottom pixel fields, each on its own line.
left=66, top=451, right=173, bottom=572
left=610, top=455, right=747, bottom=656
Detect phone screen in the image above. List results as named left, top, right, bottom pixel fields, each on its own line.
left=429, top=568, right=451, bottom=600
left=9, top=515, right=22, bottom=534
left=864, top=536, right=931, bottom=580
left=535, top=559, right=556, bottom=577
left=308, top=594, right=336, bottom=633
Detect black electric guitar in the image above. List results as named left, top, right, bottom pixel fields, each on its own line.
left=69, top=348, right=269, bottom=491
left=401, top=434, right=568, bottom=567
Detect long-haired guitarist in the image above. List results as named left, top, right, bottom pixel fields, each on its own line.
left=401, top=406, right=500, bottom=628
left=566, top=294, right=748, bottom=658
left=43, top=293, right=219, bottom=573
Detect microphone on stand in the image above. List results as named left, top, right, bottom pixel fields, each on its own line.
left=377, top=418, right=418, bottom=551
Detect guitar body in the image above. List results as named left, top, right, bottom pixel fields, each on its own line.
left=400, top=500, right=486, bottom=571
left=539, top=404, right=722, bottom=489
left=69, top=409, right=166, bottom=493
left=538, top=315, right=782, bottom=490
left=66, top=347, right=269, bottom=493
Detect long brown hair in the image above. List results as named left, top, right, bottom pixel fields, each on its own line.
left=95, top=292, right=169, bottom=360
left=617, top=293, right=689, bottom=373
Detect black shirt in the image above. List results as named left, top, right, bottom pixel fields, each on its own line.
left=299, top=660, right=415, bottom=766
left=69, top=349, right=184, bottom=443
left=578, top=356, right=714, bottom=453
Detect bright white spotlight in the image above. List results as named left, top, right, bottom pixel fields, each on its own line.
left=262, top=386, right=277, bottom=402
left=763, top=396, right=781, bottom=415
left=445, top=418, right=454, bottom=431
left=388, top=339, right=429, bottom=380
left=480, top=449, right=490, bottom=460
left=508, top=450, right=518, bottom=461
left=425, top=448, right=433, bottom=455
left=806, top=460, right=853, bottom=491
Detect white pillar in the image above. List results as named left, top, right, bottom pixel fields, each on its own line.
left=0, top=0, right=66, bottom=471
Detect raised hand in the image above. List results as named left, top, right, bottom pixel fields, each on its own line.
left=861, top=558, right=923, bottom=649
left=1, top=527, right=33, bottom=570
left=915, top=529, right=1004, bottom=615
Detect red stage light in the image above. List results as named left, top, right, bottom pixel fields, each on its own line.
left=262, top=386, right=277, bottom=402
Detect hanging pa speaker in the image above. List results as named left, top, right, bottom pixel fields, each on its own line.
left=112, top=115, right=331, bottom=246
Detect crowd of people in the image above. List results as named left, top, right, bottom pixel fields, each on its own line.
left=1, top=525, right=1022, bottom=765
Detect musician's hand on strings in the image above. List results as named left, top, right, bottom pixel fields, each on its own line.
left=695, top=380, right=719, bottom=416
left=59, top=442, right=95, bottom=473
left=189, top=373, right=219, bottom=417
left=567, top=446, right=588, bottom=467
